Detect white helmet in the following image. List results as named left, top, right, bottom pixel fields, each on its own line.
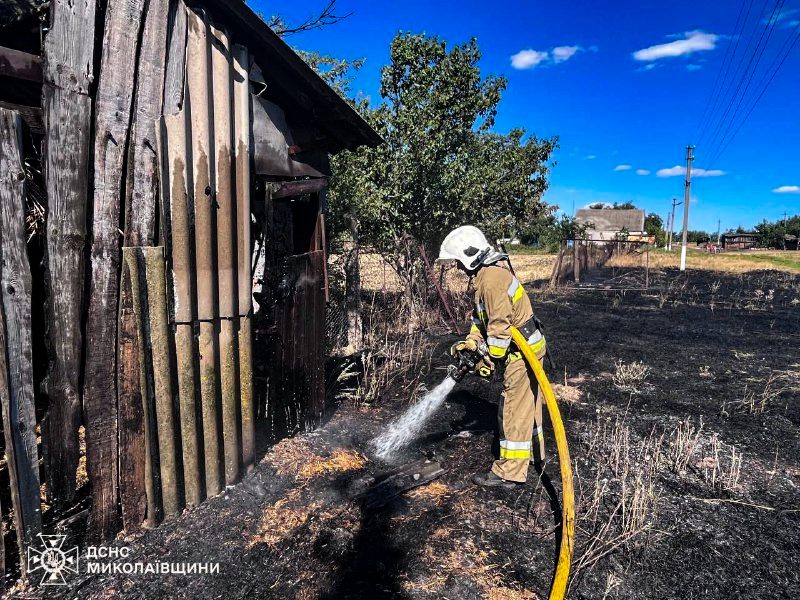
left=438, top=226, right=506, bottom=271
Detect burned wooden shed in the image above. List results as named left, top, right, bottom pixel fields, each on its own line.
left=0, top=0, right=379, bottom=579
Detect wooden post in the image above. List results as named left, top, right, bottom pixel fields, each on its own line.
left=549, top=242, right=565, bottom=287
left=0, top=109, right=43, bottom=573
left=573, top=240, right=581, bottom=283
left=187, top=8, right=222, bottom=496
left=125, top=0, right=170, bottom=247
left=41, top=0, right=97, bottom=510
left=83, top=0, right=148, bottom=540
left=233, top=43, right=255, bottom=471
left=141, top=248, right=180, bottom=518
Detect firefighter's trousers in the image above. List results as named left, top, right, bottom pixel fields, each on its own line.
left=491, top=355, right=545, bottom=483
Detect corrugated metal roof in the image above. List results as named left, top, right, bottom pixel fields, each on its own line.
left=198, top=0, right=383, bottom=153
left=575, top=208, right=645, bottom=232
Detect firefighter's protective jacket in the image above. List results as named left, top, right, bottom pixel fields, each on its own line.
left=467, top=264, right=541, bottom=360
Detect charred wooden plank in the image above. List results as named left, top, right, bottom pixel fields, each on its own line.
left=0, top=108, right=43, bottom=575
left=124, top=0, right=170, bottom=247
left=121, top=248, right=162, bottom=526
left=0, top=46, right=42, bottom=83
left=41, top=0, right=98, bottom=509
left=359, top=459, right=446, bottom=509
left=117, top=251, right=147, bottom=531
left=271, top=178, right=328, bottom=200
left=83, top=0, right=148, bottom=540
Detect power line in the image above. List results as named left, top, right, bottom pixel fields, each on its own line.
left=706, top=22, right=800, bottom=168
left=703, top=0, right=785, bottom=160
left=694, top=0, right=753, bottom=146
left=704, top=0, right=786, bottom=161
left=696, top=0, right=764, bottom=148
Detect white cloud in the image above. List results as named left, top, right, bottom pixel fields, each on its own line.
left=585, top=155, right=597, bottom=160
left=773, top=185, right=800, bottom=194
left=656, top=165, right=726, bottom=178
left=633, top=31, right=719, bottom=62
left=552, top=46, right=580, bottom=63
left=636, top=169, right=651, bottom=176
left=614, top=164, right=632, bottom=171
left=511, top=49, right=549, bottom=69
left=511, top=44, right=588, bottom=69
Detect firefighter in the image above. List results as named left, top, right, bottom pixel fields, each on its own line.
left=438, top=226, right=547, bottom=488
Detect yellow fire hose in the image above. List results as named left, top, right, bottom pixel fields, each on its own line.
left=510, top=327, right=575, bottom=600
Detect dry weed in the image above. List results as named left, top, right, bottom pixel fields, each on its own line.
left=612, top=360, right=650, bottom=392
left=573, top=416, right=663, bottom=585
left=668, top=417, right=704, bottom=474
left=722, top=371, right=793, bottom=415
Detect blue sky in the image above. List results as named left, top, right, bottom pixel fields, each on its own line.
left=254, top=0, right=800, bottom=232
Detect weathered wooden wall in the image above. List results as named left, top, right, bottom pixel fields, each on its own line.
left=0, top=108, right=43, bottom=577
left=0, top=0, right=352, bottom=581
left=83, top=0, right=148, bottom=541
left=40, top=0, right=96, bottom=511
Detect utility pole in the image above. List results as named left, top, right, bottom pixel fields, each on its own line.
left=782, top=211, right=788, bottom=250
left=668, top=197, right=682, bottom=251
left=680, top=145, right=694, bottom=271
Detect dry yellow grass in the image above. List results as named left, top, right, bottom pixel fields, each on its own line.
left=607, top=248, right=800, bottom=274
left=249, top=492, right=317, bottom=549
left=298, top=449, right=367, bottom=479
left=406, top=481, right=451, bottom=504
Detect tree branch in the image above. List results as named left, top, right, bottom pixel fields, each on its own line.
left=269, top=1, right=352, bottom=37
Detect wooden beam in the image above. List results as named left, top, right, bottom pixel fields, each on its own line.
left=270, top=178, right=328, bottom=200
left=0, top=46, right=42, bottom=83
left=83, top=0, right=148, bottom=541
left=0, top=108, right=43, bottom=578
left=41, top=0, right=97, bottom=511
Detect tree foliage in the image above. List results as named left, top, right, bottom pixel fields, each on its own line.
left=327, top=32, right=557, bottom=274
left=754, top=215, right=800, bottom=248
left=644, top=212, right=666, bottom=246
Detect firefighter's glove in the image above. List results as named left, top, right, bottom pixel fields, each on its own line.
left=450, top=338, right=478, bottom=357
left=475, top=357, right=494, bottom=379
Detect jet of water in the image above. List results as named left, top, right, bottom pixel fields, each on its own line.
left=371, top=376, right=457, bottom=462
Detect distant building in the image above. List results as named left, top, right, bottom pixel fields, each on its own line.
left=785, top=235, right=798, bottom=251
left=720, top=232, right=759, bottom=250
left=575, top=208, right=646, bottom=241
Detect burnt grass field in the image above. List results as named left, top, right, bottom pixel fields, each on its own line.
left=15, top=265, right=799, bottom=599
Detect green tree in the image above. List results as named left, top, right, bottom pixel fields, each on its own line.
left=327, top=33, right=557, bottom=291
left=644, top=212, right=665, bottom=246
